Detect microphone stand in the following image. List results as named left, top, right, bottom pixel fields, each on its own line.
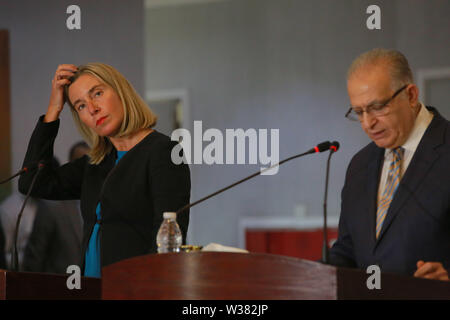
left=10, top=163, right=44, bottom=271
left=176, top=141, right=331, bottom=215
left=0, top=166, right=35, bottom=185
left=321, top=142, right=339, bottom=264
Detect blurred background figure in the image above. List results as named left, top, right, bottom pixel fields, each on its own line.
left=68, top=141, right=90, bottom=163
left=0, top=157, right=61, bottom=271
left=0, top=191, right=38, bottom=270
left=21, top=142, right=89, bottom=274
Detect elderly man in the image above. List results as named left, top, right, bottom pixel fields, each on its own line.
left=329, top=48, right=450, bottom=281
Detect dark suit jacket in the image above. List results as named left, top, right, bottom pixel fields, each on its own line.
left=22, top=199, right=83, bottom=274
left=19, top=116, right=190, bottom=272
left=329, top=107, right=450, bottom=276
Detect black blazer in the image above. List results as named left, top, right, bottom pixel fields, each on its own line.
left=22, top=199, right=83, bottom=274
left=329, top=107, right=450, bottom=276
left=19, top=116, right=190, bottom=271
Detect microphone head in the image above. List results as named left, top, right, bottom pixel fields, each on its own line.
left=314, top=141, right=331, bottom=153
left=330, top=141, right=340, bottom=152
left=22, top=160, right=48, bottom=173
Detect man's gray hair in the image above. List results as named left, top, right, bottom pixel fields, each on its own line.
left=347, top=48, right=414, bottom=88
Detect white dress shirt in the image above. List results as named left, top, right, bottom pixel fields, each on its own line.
left=377, top=103, right=434, bottom=203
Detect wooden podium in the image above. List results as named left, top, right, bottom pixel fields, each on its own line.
left=0, top=269, right=100, bottom=300
left=1, top=252, right=449, bottom=299
left=101, top=252, right=450, bottom=300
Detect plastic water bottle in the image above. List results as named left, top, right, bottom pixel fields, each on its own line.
left=156, top=212, right=182, bottom=253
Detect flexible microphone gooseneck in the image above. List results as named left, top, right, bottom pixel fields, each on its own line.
left=322, top=141, right=340, bottom=264
left=176, top=141, right=332, bottom=215
left=10, top=162, right=45, bottom=271
left=0, top=163, right=41, bottom=185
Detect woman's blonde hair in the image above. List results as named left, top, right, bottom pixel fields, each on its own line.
left=64, top=63, right=157, bottom=164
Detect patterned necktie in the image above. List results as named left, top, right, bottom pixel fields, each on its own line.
left=376, top=147, right=404, bottom=239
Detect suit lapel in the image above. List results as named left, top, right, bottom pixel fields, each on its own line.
left=375, top=109, right=445, bottom=244
left=367, top=146, right=384, bottom=251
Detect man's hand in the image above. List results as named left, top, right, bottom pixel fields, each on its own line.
left=414, top=260, right=449, bottom=281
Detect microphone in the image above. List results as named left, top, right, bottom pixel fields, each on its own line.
left=0, top=162, right=43, bottom=185
left=330, top=141, right=339, bottom=153
left=310, top=141, right=332, bottom=154
left=10, top=162, right=45, bottom=271
left=176, top=141, right=333, bottom=215
left=322, top=141, right=340, bottom=264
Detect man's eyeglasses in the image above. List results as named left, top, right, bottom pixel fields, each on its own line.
left=345, top=84, right=409, bottom=121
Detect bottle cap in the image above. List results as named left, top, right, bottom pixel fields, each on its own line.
left=163, top=212, right=177, bottom=219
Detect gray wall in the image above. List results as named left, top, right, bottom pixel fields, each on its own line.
left=0, top=0, right=144, bottom=174
left=395, top=0, right=450, bottom=118
left=144, top=0, right=450, bottom=247
left=395, top=0, right=450, bottom=71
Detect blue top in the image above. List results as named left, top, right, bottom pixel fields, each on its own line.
left=84, top=150, right=128, bottom=277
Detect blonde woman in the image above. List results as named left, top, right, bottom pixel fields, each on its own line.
left=19, top=63, right=190, bottom=277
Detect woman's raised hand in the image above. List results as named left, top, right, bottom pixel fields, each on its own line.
left=44, top=64, right=78, bottom=123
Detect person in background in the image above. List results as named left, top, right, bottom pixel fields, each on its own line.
left=0, top=192, right=37, bottom=270
left=19, top=63, right=190, bottom=278
left=69, top=141, right=90, bottom=163
left=23, top=142, right=89, bottom=274
left=329, top=48, right=449, bottom=280
left=0, top=157, right=60, bottom=271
